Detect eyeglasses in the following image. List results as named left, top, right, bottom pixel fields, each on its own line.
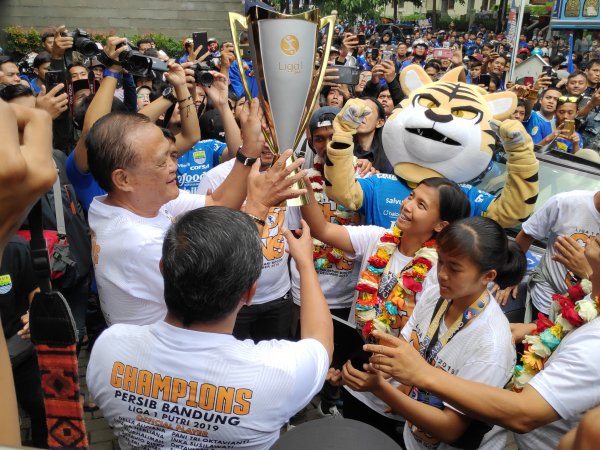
left=558, top=96, right=579, bottom=103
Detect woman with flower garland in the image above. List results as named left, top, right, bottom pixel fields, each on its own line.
left=343, top=216, right=525, bottom=450
left=362, top=234, right=600, bottom=450
left=301, top=176, right=470, bottom=444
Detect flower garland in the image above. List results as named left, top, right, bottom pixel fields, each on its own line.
left=355, top=225, right=437, bottom=338
left=510, top=279, right=596, bottom=391
left=308, top=156, right=358, bottom=270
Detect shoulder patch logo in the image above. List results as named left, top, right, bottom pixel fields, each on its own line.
left=0, top=274, right=13, bottom=294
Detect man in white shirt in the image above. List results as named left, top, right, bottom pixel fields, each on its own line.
left=87, top=205, right=333, bottom=450
left=86, top=101, right=281, bottom=326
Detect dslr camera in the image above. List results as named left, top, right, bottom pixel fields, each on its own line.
left=117, top=41, right=168, bottom=77
left=189, top=62, right=214, bottom=87
left=61, top=28, right=99, bottom=57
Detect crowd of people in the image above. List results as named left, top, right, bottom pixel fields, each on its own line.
left=0, top=4, right=600, bottom=450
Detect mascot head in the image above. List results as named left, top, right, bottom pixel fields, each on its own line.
left=382, top=65, right=517, bottom=184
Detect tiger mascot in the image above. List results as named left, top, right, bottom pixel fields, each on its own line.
left=324, top=65, right=539, bottom=228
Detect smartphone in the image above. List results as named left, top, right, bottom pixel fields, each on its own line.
left=432, top=48, right=453, bottom=60
left=371, top=48, right=379, bottom=60
left=523, top=76, right=535, bottom=87
left=45, top=70, right=66, bottom=93
left=333, top=65, right=360, bottom=85
left=542, top=65, right=553, bottom=77
left=478, top=73, right=491, bottom=87
left=381, top=50, right=393, bottom=62
left=563, top=119, right=575, bottom=135
left=357, top=34, right=366, bottom=45
left=193, top=32, right=208, bottom=51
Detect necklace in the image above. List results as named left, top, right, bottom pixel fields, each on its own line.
left=510, top=280, right=596, bottom=391
left=355, top=225, right=437, bottom=339
left=308, top=156, right=359, bottom=271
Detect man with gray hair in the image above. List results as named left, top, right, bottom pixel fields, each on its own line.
left=87, top=203, right=333, bottom=449
left=86, top=100, right=303, bottom=326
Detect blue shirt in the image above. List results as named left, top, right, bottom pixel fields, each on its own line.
left=66, top=152, right=106, bottom=213
left=177, top=139, right=227, bottom=193
left=524, top=111, right=555, bottom=145
left=555, top=132, right=583, bottom=153
left=357, top=174, right=495, bottom=228
left=229, top=60, right=258, bottom=99
left=28, top=77, right=42, bottom=95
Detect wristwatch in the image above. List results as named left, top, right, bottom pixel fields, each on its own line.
left=162, top=86, right=177, bottom=103
left=236, top=146, right=257, bottom=166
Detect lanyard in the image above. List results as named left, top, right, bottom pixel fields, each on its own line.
left=420, top=291, right=489, bottom=365
left=376, top=251, right=415, bottom=301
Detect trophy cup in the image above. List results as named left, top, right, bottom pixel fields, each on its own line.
left=229, top=6, right=336, bottom=206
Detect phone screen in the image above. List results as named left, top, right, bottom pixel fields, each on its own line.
left=563, top=120, right=575, bottom=135
left=357, top=34, right=366, bottom=45
left=371, top=48, right=379, bottom=60
left=478, top=74, right=491, bottom=87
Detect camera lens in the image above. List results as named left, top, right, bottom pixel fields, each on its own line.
left=75, top=37, right=99, bottom=57
left=197, top=71, right=213, bottom=87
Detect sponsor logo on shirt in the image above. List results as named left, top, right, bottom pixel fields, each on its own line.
left=0, top=274, right=12, bottom=294
left=532, top=126, right=539, bottom=135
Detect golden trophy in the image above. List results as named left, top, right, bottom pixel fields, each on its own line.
left=229, top=6, right=336, bottom=206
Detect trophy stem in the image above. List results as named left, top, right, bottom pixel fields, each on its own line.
left=282, top=154, right=310, bottom=207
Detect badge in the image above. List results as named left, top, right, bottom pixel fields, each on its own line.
left=0, top=274, right=13, bottom=294
left=193, top=150, right=207, bottom=165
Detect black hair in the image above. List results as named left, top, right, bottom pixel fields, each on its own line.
left=73, top=94, right=128, bottom=130
left=162, top=207, right=262, bottom=326
left=41, top=31, right=54, bottom=43
left=424, top=61, right=441, bottom=73
left=436, top=216, right=526, bottom=288
left=470, top=61, right=482, bottom=68
left=542, top=86, right=562, bottom=98
left=0, top=56, right=14, bottom=66
left=0, top=84, right=33, bottom=101
left=137, top=38, right=154, bottom=47
left=550, top=55, right=565, bottom=67
left=417, top=177, right=471, bottom=226
left=33, top=51, right=52, bottom=68
left=516, top=98, right=526, bottom=109
left=567, top=70, right=586, bottom=81
left=586, top=58, right=600, bottom=70
left=86, top=111, right=152, bottom=192
left=488, top=73, right=501, bottom=88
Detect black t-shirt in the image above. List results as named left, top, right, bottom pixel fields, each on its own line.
left=0, top=237, right=37, bottom=338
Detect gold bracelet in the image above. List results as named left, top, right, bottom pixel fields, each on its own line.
left=246, top=213, right=266, bottom=227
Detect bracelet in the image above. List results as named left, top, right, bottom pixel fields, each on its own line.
left=103, top=69, right=123, bottom=80
left=177, top=95, right=193, bottom=103
left=246, top=213, right=266, bottom=227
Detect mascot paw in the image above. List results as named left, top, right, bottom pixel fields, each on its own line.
left=489, top=119, right=532, bottom=151
left=334, top=98, right=372, bottom=134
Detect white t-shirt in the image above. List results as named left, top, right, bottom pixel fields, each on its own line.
left=198, top=160, right=293, bottom=304
left=401, top=293, right=515, bottom=450
left=287, top=203, right=361, bottom=311
left=87, top=321, right=329, bottom=450
left=515, top=316, right=600, bottom=449
left=89, top=190, right=205, bottom=326
left=343, top=225, right=440, bottom=417
left=522, top=190, right=600, bottom=313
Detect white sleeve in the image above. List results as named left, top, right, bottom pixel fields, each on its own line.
left=166, top=190, right=206, bottom=217
left=528, top=328, right=600, bottom=420
left=280, top=339, right=330, bottom=418
left=197, top=161, right=232, bottom=194
left=521, top=194, right=561, bottom=240
left=345, top=225, right=387, bottom=258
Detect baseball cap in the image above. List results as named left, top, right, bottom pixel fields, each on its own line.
left=199, top=109, right=225, bottom=142
left=309, top=106, right=341, bottom=135
left=88, top=56, right=105, bottom=68
left=469, top=53, right=483, bottom=62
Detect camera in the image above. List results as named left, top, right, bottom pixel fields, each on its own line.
left=61, top=28, right=99, bottom=57
left=190, top=62, right=214, bottom=87
left=117, top=42, right=168, bottom=77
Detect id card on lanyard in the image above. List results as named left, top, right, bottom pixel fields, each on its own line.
left=407, top=292, right=489, bottom=446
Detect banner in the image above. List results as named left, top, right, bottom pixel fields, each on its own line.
left=506, top=0, right=518, bottom=43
